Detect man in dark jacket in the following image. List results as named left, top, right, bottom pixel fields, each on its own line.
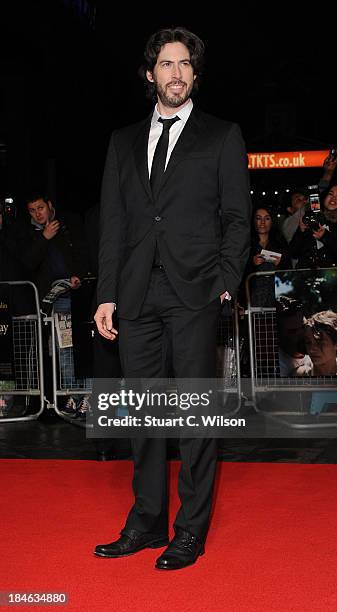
left=94, top=27, right=251, bottom=570
left=17, top=193, right=88, bottom=300
left=15, top=193, right=90, bottom=416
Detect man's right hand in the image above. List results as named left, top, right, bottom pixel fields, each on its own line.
left=94, top=303, right=118, bottom=341
left=43, top=220, right=60, bottom=240
left=323, top=154, right=337, bottom=176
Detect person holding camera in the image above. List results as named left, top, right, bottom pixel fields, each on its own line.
left=280, top=188, right=308, bottom=244
left=0, top=199, right=21, bottom=283
left=319, top=151, right=337, bottom=192
left=289, top=184, right=337, bottom=269
left=281, top=152, right=337, bottom=248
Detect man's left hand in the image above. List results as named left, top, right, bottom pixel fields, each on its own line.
left=220, top=292, right=231, bottom=304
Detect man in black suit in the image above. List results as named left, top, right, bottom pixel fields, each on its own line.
left=94, top=26, right=251, bottom=570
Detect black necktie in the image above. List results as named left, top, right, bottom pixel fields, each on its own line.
left=150, top=116, right=180, bottom=197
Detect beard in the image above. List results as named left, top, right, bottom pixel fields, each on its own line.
left=154, top=79, right=193, bottom=108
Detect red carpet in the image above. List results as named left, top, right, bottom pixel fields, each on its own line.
left=1, top=460, right=337, bottom=611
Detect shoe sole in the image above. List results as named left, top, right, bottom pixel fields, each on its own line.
left=155, top=549, right=205, bottom=570
left=94, top=538, right=169, bottom=558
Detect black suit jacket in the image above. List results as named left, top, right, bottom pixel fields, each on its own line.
left=97, top=107, right=252, bottom=319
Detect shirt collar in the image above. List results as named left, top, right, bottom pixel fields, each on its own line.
left=151, top=98, right=193, bottom=126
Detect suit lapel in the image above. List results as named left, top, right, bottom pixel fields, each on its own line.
left=133, top=116, right=153, bottom=200
left=158, top=109, right=200, bottom=195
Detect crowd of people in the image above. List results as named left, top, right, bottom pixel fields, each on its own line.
left=0, top=193, right=118, bottom=425
left=242, top=154, right=337, bottom=306
left=0, top=154, right=337, bottom=419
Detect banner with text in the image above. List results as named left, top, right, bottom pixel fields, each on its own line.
left=0, top=284, right=14, bottom=379
left=275, top=268, right=337, bottom=378
left=248, top=150, right=329, bottom=170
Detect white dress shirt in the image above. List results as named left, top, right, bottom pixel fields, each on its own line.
left=147, top=99, right=193, bottom=177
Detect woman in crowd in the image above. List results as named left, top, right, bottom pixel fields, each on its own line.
left=289, top=184, right=337, bottom=269
left=247, top=206, right=291, bottom=307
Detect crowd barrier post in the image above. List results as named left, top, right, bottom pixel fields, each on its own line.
left=0, top=281, right=45, bottom=422
left=216, top=303, right=242, bottom=415
left=50, top=278, right=95, bottom=428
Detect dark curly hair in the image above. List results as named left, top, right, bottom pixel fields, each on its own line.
left=138, top=26, right=205, bottom=100
left=24, top=192, right=53, bottom=207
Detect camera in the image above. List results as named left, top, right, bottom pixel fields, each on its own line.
left=302, top=211, right=324, bottom=232
left=302, top=185, right=324, bottom=232
left=0, top=197, right=17, bottom=225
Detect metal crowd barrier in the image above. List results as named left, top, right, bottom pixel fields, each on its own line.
left=0, top=277, right=242, bottom=425
left=246, top=269, right=337, bottom=429
left=216, top=304, right=242, bottom=414
left=50, top=277, right=95, bottom=426
left=0, top=281, right=45, bottom=422
left=51, top=299, right=242, bottom=424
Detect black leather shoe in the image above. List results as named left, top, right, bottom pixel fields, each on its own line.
left=155, top=528, right=204, bottom=570
left=94, top=529, right=169, bottom=558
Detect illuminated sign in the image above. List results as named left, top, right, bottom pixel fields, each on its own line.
left=248, top=150, right=329, bottom=170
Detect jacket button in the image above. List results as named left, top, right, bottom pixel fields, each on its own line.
left=154, top=216, right=162, bottom=222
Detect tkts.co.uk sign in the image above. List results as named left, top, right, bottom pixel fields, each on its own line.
left=248, top=150, right=329, bottom=170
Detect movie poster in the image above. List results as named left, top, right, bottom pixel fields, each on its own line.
left=0, top=284, right=14, bottom=380
left=275, top=269, right=337, bottom=377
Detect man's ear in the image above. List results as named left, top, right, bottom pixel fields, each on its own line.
left=146, top=70, right=154, bottom=83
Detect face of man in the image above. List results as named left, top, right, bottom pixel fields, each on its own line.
left=146, top=42, right=196, bottom=114
left=290, top=193, right=307, bottom=213
left=304, top=326, right=337, bottom=370
left=27, top=199, right=53, bottom=226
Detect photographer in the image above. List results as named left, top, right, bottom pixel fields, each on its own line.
left=0, top=198, right=24, bottom=283
left=280, top=188, right=308, bottom=244
left=0, top=198, right=35, bottom=314
left=319, top=152, right=337, bottom=193
left=0, top=198, right=35, bottom=417
left=289, top=184, right=337, bottom=269
left=281, top=152, right=337, bottom=247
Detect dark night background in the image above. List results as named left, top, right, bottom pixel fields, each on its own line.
left=1, top=1, right=336, bottom=214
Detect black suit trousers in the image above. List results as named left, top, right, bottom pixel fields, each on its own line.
left=118, top=268, right=221, bottom=541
